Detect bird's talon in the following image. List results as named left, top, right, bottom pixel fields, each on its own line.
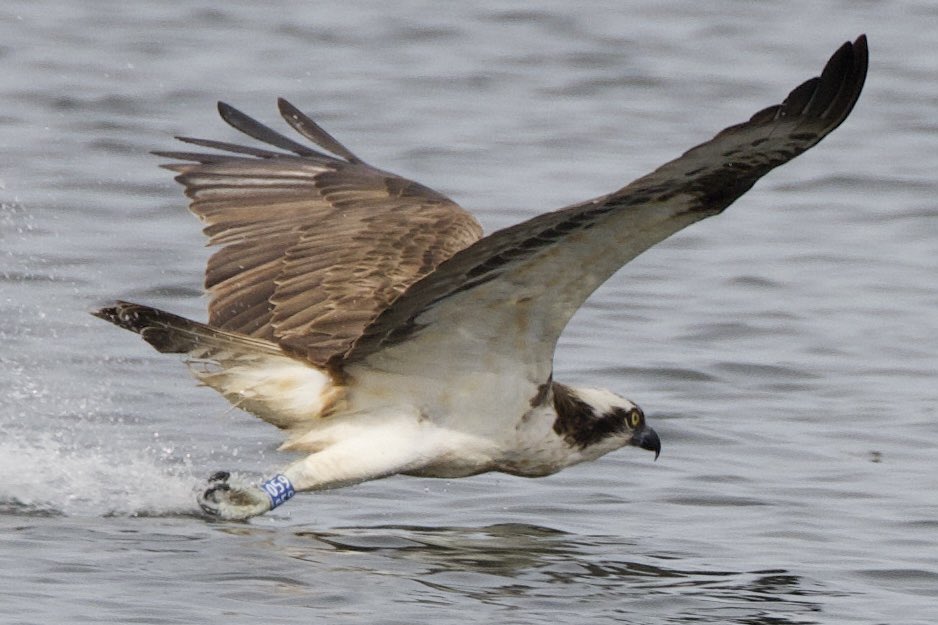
left=208, top=470, right=230, bottom=483
left=197, top=473, right=270, bottom=520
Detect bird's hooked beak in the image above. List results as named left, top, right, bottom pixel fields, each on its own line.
left=633, top=425, right=661, bottom=460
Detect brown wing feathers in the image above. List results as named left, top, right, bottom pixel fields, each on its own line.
left=151, top=100, right=482, bottom=364
left=97, top=37, right=866, bottom=376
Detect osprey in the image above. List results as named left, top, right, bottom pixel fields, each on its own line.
left=95, top=36, right=867, bottom=520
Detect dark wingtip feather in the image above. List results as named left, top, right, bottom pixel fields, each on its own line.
left=215, top=101, right=320, bottom=157
left=739, top=34, right=868, bottom=135
left=276, top=97, right=363, bottom=164
left=806, top=34, right=867, bottom=124
left=832, top=34, right=868, bottom=123
left=171, top=136, right=283, bottom=158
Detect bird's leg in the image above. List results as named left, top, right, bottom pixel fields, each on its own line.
left=198, top=425, right=437, bottom=520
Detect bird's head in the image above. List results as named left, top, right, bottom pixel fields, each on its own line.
left=551, top=383, right=660, bottom=460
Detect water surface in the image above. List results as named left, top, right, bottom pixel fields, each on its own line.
left=2, top=1, right=937, bottom=623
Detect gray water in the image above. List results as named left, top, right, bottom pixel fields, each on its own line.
left=2, top=1, right=937, bottom=623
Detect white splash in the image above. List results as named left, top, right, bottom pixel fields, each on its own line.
left=0, top=432, right=202, bottom=517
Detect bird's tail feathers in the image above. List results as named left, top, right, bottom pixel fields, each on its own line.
left=92, top=301, right=343, bottom=429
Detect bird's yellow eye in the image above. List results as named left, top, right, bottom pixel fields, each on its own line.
left=628, top=409, right=642, bottom=428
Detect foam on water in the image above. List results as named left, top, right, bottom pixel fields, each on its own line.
left=0, top=430, right=201, bottom=517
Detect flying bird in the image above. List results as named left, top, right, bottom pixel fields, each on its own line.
left=94, top=36, right=868, bottom=520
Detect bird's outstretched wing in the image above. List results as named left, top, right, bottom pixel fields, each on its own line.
left=345, top=36, right=868, bottom=382
left=155, top=99, right=483, bottom=365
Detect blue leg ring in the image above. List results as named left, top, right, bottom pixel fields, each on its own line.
left=261, top=474, right=296, bottom=509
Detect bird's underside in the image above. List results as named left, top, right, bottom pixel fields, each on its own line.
left=94, top=36, right=867, bottom=520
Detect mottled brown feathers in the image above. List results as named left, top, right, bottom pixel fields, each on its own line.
left=155, top=101, right=482, bottom=366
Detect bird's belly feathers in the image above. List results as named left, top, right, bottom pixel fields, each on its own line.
left=306, top=366, right=574, bottom=477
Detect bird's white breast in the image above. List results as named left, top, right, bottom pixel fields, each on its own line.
left=330, top=362, right=582, bottom=478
